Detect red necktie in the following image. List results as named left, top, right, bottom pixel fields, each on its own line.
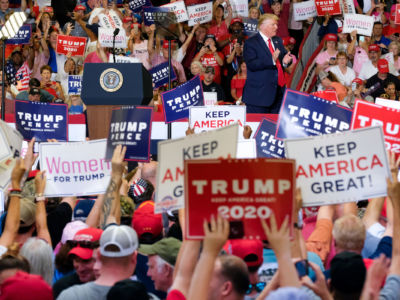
left=268, top=39, right=286, bottom=87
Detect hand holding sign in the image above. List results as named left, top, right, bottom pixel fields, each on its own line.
left=111, top=144, right=127, bottom=177
left=23, top=138, right=38, bottom=172
left=11, top=158, right=26, bottom=189
left=261, top=213, right=290, bottom=256
left=203, top=215, right=230, bottom=256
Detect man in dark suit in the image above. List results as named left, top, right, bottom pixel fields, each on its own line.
left=242, top=14, right=292, bottom=113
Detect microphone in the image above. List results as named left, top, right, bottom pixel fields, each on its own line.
left=113, top=28, right=120, bottom=36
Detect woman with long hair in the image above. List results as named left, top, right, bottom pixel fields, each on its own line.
left=231, top=61, right=247, bottom=103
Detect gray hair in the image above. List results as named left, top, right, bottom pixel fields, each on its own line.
left=155, top=255, right=174, bottom=272
left=20, top=237, right=54, bottom=285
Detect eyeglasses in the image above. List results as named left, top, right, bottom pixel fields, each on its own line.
left=246, top=282, right=266, bottom=295
left=67, top=240, right=99, bottom=249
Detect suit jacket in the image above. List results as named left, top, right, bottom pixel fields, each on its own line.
left=242, top=33, right=287, bottom=107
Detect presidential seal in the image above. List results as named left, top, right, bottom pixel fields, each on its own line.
left=99, top=68, right=123, bottom=92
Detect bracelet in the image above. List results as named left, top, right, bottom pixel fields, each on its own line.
left=35, top=193, right=44, bottom=198
left=9, top=188, right=22, bottom=193
left=9, top=191, right=22, bottom=198
left=36, top=196, right=46, bottom=202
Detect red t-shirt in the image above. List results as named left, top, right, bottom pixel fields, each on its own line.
left=200, top=52, right=224, bottom=84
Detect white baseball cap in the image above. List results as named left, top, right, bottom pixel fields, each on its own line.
left=100, top=225, right=138, bottom=257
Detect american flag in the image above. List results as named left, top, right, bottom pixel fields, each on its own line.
left=15, top=61, right=32, bottom=91
left=129, top=178, right=147, bottom=198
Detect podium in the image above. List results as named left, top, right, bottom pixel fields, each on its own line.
left=81, top=63, right=153, bottom=139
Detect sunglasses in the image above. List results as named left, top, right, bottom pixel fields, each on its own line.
left=246, top=282, right=266, bottom=295
left=67, top=240, right=99, bottom=249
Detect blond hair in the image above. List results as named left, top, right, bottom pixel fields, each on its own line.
left=258, top=13, right=279, bottom=29
left=333, top=215, right=366, bottom=252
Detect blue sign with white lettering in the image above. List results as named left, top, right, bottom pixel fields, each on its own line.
left=254, top=118, right=285, bottom=158
left=15, top=100, right=68, bottom=142
left=243, top=18, right=258, bottom=37
left=106, top=106, right=153, bottom=161
left=275, top=89, right=353, bottom=140
left=6, top=25, right=31, bottom=45
left=162, top=76, right=203, bottom=123
left=68, top=75, right=82, bottom=95
left=143, top=6, right=169, bottom=25
left=149, top=62, right=177, bottom=89
left=129, top=0, right=152, bottom=12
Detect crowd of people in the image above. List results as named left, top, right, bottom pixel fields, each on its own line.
left=0, top=0, right=400, bottom=299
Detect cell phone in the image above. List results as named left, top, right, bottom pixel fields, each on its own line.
left=295, top=260, right=309, bottom=278
left=359, top=36, right=365, bottom=43
left=330, top=57, right=336, bottom=61
left=352, top=82, right=357, bottom=91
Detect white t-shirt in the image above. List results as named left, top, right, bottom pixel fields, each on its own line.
left=330, top=65, right=356, bottom=87
left=358, top=60, right=399, bottom=80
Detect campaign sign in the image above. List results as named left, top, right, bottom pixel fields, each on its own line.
left=184, top=158, right=295, bottom=240
left=187, top=2, right=213, bottom=26
left=293, top=1, right=317, bottom=21
left=98, top=11, right=123, bottom=29
left=109, top=56, right=140, bottom=64
left=106, top=106, right=153, bottom=162
left=0, top=120, right=23, bottom=169
left=314, top=0, right=341, bottom=16
left=162, top=1, right=189, bottom=23
left=340, top=0, right=355, bottom=14
left=162, top=76, right=203, bottom=123
left=15, top=101, right=68, bottom=142
left=155, top=124, right=239, bottom=213
left=254, top=118, right=285, bottom=158
left=129, top=0, right=152, bottom=12
left=149, top=62, right=177, bottom=89
left=143, top=6, right=170, bottom=26
left=68, top=75, right=82, bottom=95
left=343, top=14, right=374, bottom=37
left=243, top=18, right=258, bottom=36
left=395, top=4, right=400, bottom=25
left=285, top=127, right=390, bottom=207
left=6, top=25, right=31, bottom=45
left=189, top=105, right=245, bottom=134
left=376, top=98, right=400, bottom=110
left=98, top=28, right=127, bottom=48
left=56, top=35, right=87, bottom=56
left=351, top=99, right=400, bottom=158
left=230, top=0, right=248, bottom=17
left=275, top=89, right=352, bottom=140
left=39, top=139, right=112, bottom=197
left=236, top=140, right=257, bottom=158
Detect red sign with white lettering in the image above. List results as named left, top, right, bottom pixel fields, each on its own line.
left=56, top=35, right=87, bottom=56
left=184, top=158, right=295, bottom=240
left=314, top=0, right=341, bottom=16
left=351, top=99, right=400, bottom=158
left=396, top=4, right=400, bottom=25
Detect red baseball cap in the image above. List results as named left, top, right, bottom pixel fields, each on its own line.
left=223, top=239, right=263, bottom=268
left=283, top=36, right=296, bottom=46
left=230, top=17, right=243, bottom=25
left=123, top=16, right=133, bottom=23
left=162, top=40, right=176, bottom=49
left=132, top=201, right=163, bottom=239
left=74, top=5, right=86, bottom=12
left=352, top=78, right=363, bottom=85
left=44, top=6, right=53, bottom=13
left=0, top=271, right=52, bottom=300
left=368, top=44, right=380, bottom=52
left=377, top=58, right=389, bottom=73
left=324, top=33, right=337, bottom=42
left=68, top=227, right=103, bottom=260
